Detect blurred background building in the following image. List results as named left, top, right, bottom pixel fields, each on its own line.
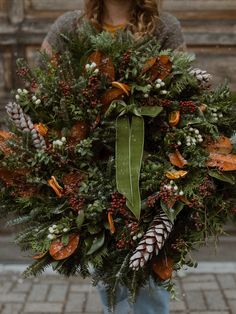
left=0, top=0, right=236, bottom=127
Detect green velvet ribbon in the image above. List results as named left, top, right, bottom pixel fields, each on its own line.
left=107, top=101, right=163, bottom=220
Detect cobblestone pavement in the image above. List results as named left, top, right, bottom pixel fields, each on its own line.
left=0, top=269, right=236, bottom=314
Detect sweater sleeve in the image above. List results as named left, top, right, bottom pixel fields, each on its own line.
left=42, top=11, right=82, bottom=52
left=157, top=12, right=186, bottom=51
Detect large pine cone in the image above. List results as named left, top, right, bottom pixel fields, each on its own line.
left=129, top=210, right=173, bottom=271
left=5, top=102, right=46, bottom=150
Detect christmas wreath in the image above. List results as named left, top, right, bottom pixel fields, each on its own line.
left=0, top=22, right=236, bottom=307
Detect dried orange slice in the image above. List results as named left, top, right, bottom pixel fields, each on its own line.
left=169, top=111, right=180, bottom=127
left=111, top=82, right=131, bottom=96
left=108, top=212, right=115, bottom=234
left=34, top=123, right=48, bottom=137
left=152, top=256, right=174, bottom=281
left=49, top=234, right=80, bottom=261
left=165, top=170, right=188, bottom=179
left=48, top=176, right=64, bottom=198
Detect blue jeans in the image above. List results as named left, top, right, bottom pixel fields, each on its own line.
left=97, top=278, right=169, bottom=314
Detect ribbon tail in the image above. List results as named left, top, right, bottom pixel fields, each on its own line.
left=129, top=116, right=144, bottom=220
left=116, top=116, right=133, bottom=207
left=116, top=115, right=144, bottom=220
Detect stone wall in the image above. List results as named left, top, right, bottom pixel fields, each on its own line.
left=0, top=0, right=236, bottom=125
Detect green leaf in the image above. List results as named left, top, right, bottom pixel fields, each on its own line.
left=86, top=232, right=105, bottom=255
left=76, top=210, right=85, bottom=230
left=209, top=170, right=235, bottom=185
left=160, top=200, right=184, bottom=223
left=61, top=234, right=69, bottom=246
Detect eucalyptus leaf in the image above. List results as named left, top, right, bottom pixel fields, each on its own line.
left=86, top=232, right=105, bottom=255
left=209, top=170, right=235, bottom=185
left=76, top=210, right=85, bottom=230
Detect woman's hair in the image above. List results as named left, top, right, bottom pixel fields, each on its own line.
left=84, top=0, right=161, bottom=38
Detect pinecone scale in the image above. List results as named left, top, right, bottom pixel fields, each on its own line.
left=189, top=68, right=212, bottom=85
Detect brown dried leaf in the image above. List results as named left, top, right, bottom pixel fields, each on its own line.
left=207, top=153, right=236, bottom=171
left=149, top=55, right=172, bottom=81
left=88, top=51, right=115, bottom=81
left=169, top=150, right=188, bottom=168
left=207, top=136, right=232, bottom=155
left=141, top=57, right=157, bottom=75
left=101, top=88, right=125, bottom=112
left=0, top=130, right=15, bottom=155
left=68, top=121, right=90, bottom=146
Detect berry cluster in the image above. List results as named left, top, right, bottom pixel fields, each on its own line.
left=118, top=51, right=131, bottom=76
left=179, top=101, right=197, bottom=114
left=30, top=80, right=38, bottom=92
left=171, top=238, right=187, bottom=251
left=146, top=193, right=160, bottom=208
left=47, top=223, right=69, bottom=240
left=159, top=99, right=172, bottom=108
left=59, top=80, right=71, bottom=97
left=199, top=177, right=215, bottom=198
left=69, top=196, right=85, bottom=212
left=185, top=127, right=203, bottom=147
left=191, top=211, right=205, bottom=230
left=16, top=67, right=29, bottom=78
left=82, top=76, right=100, bottom=108
left=116, top=236, right=133, bottom=249
left=108, top=192, right=126, bottom=215
left=159, top=180, right=184, bottom=204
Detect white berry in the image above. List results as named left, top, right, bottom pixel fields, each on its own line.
left=35, top=99, right=41, bottom=105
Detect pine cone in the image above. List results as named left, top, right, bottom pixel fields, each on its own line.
left=129, top=210, right=173, bottom=271
left=5, top=102, right=46, bottom=150
left=189, top=68, right=212, bottom=85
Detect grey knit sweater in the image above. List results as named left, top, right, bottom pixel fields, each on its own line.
left=43, top=10, right=186, bottom=51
